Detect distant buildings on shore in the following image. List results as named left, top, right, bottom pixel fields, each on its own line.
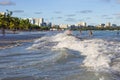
left=28, top=17, right=119, bottom=29
left=97, top=22, right=117, bottom=28
left=77, top=22, right=87, bottom=27
left=23, top=18, right=120, bottom=30
left=0, top=11, right=119, bottom=29
left=59, top=24, right=68, bottom=29
left=0, top=12, right=5, bottom=15
left=32, top=18, right=44, bottom=26
left=29, top=18, right=52, bottom=27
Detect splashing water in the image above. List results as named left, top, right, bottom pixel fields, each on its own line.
left=0, top=31, right=120, bottom=80
left=28, top=31, right=120, bottom=79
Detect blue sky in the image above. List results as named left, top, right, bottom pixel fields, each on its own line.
left=0, top=0, right=120, bottom=25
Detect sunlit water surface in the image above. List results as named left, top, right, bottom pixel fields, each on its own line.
left=0, top=31, right=120, bottom=80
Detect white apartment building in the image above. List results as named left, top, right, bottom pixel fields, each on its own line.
left=77, top=22, right=87, bottom=27
left=0, top=12, right=5, bottom=15
left=28, top=18, right=33, bottom=24
left=33, top=18, right=44, bottom=26
left=105, top=22, right=111, bottom=27
left=59, top=24, right=68, bottom=29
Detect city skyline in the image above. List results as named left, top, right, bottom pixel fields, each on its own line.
left=0, top=0, right=120, bottom=25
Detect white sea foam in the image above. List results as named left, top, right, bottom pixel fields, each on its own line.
left=27, top=31, right=120, bottom=73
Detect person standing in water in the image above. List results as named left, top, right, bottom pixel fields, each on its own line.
left=2, top=27, right=5, bottom=37
left=80, top=30, right=82, bottom=35
left=66, top=29, right=72, bottom=35
left=75, top=29, right=82, bottom=38
left=89, top=30, right=93, bottom=37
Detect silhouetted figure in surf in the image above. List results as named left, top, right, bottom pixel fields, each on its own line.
left=79, top=30, right=82, bottom=35
left=117, top=31, right=119, bottom=35
left=89, top=30, right=93, bottom=37
left=2, top=27, right=5, bottom=37
left=75, top=30, right=82, bottom=38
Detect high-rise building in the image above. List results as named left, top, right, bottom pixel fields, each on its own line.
left=59, top=24, right=68, bottom=29
left=98, top=23, right=105, bottom=27
left=112, top=24, right=117, bottom=27
left=46, top=22, right=52, bottom=27
left=105, top=22, right=111, bottom=27
left=28, top=18, right=33, bottom=24
left=77, top=22, right=87, bottom=27
left=0, top=12, right=5, bottom=15
left=33, top=18, right=44, bottom=26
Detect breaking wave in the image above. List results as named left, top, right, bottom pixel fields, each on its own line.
left=27, top=31, right=120, bottom=79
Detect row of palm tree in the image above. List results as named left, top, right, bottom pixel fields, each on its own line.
left=0, top=10, right=31, bottom=31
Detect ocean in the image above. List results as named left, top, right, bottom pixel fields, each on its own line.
left=0, top=30, right=120, bottom=80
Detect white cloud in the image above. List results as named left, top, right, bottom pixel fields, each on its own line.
left=65, top=18, right=76, bottom=22
left=34, top=12, right=42, bottom=14
left=66, top=14, right=76, bottom=17
left=13, top=10, right=24, bottom=13
left=102, top=0, right=111, bottom=2
left=77, top=10, right=92, bottom=14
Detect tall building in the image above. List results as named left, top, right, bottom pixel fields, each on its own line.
left=0, top=12, right=5, bottom=15
left=105, top=22, right=111, bottom=27
left=77, top=22, right=87, bottom=27
left=46, top=22, right=52, bottom=27
left=33, top=18, right=44, bottom=26
left=97, top=23, right=105, bottom=28
left=112, top=24, right=117, bottom=27
left=28, top=18, right=33, bottom=24
left=59, top=24, right=68, bottom=29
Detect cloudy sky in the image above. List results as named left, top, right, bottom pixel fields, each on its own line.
left=0, top=0, right=120, bottom=25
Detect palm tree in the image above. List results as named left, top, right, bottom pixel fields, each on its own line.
left=0, top=12, right=7, bottom=36
left=0, top=10, right=13, bottom=29
left=19, top=18, right=31, bottom=30
left=9, top=17, right=20, bottom=30
left=6, top=10, right=13, bottom=29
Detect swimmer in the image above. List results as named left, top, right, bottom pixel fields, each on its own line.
left=89, top=30, right=93, bottom=37
left=66, top=29, right=72, bottom=35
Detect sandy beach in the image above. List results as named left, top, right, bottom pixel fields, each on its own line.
left=0, top=31, right=45, bottom=49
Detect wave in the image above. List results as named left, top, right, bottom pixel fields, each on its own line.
left=27, top=31, right=120, bottom=74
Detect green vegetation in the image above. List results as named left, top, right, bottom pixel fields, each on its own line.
left=0, top=10, right=50, bottom=31
left=0, top=10, right=120, bottom=32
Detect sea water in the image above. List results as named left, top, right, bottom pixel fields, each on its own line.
left=0, top=31, right=120, bottom=80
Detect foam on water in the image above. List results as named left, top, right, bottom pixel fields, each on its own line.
left=27, top=31, right=120, bottom=77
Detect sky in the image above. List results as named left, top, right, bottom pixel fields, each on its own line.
left=0, top=0, right=120, bottom=25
